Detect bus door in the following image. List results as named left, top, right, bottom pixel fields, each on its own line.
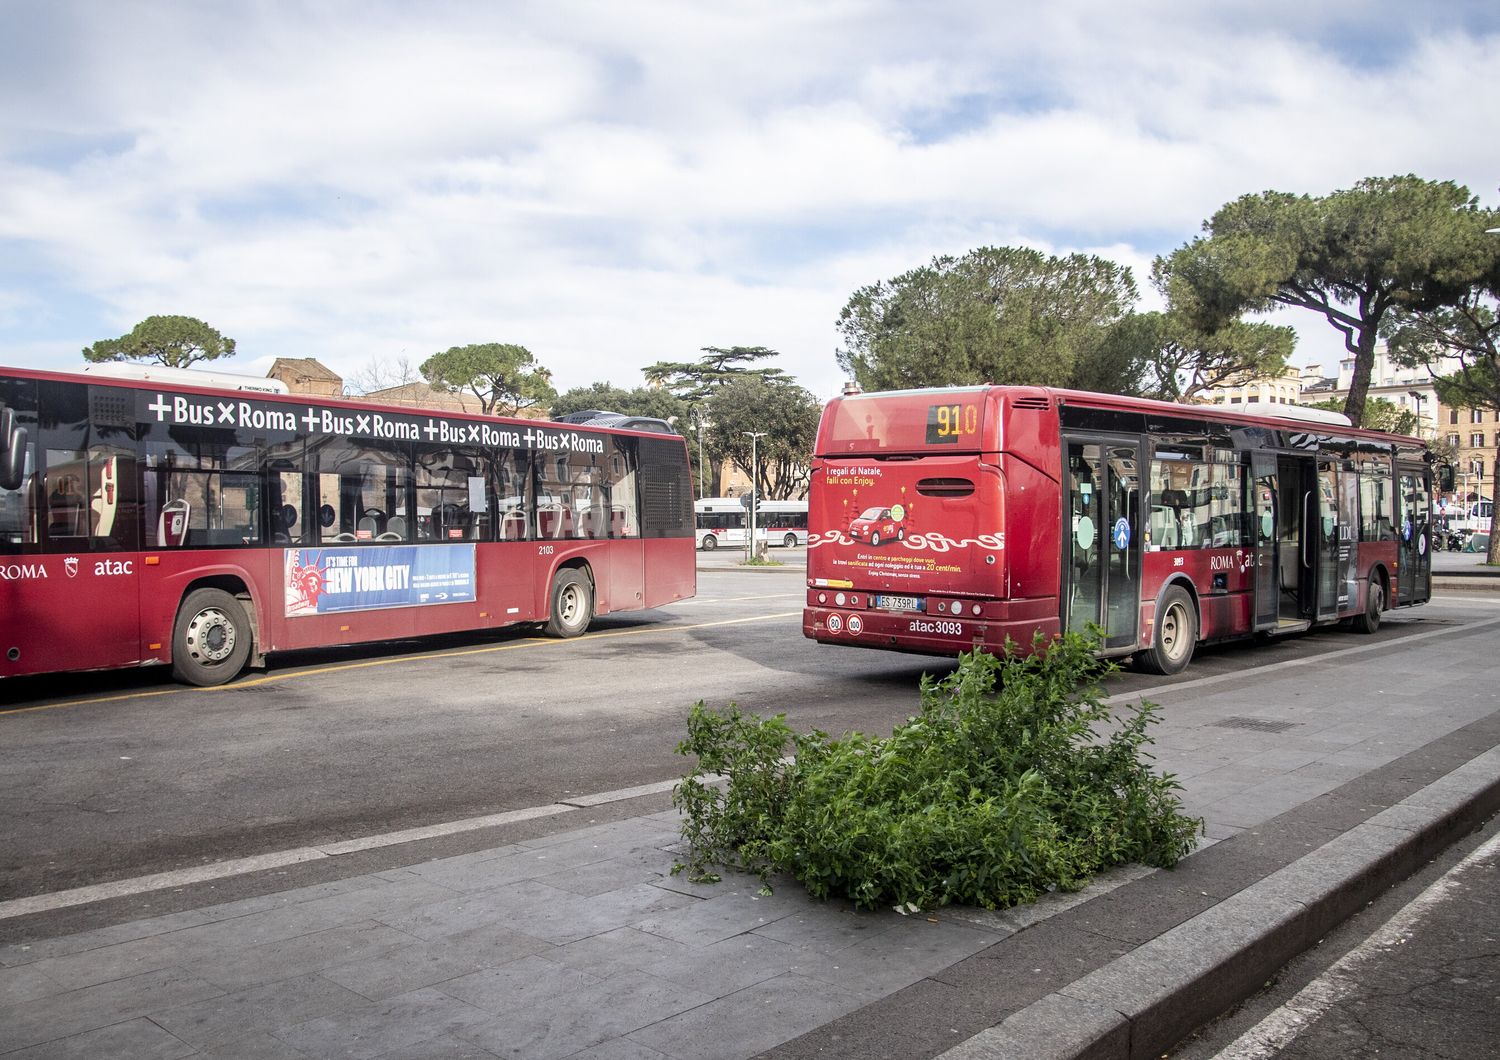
left=1269, top=454, right=1319, bottom=626
left=1398, top=462, right=1432, bottom=604
left=1316, top=458, right=1347, bottom=620
left=1250, top=452, right=1279, bottom=630
left=1064, top=439, right=1140, bottom=651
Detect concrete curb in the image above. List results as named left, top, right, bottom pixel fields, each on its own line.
left=1432, top=575, right=1500, bottom=593
left=937, top=745, right=1500, bottom=1060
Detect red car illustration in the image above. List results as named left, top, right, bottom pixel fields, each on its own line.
left=848, top=505, right=906, bottom=545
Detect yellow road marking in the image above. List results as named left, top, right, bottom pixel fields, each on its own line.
left=2, top=611, right=804, bottom=714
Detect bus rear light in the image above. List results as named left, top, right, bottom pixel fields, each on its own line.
left=972, top=603, right=982, bottom=616
left=835, top=592, right=847, bottom=606
left=817, top=592, right=827, bottom=604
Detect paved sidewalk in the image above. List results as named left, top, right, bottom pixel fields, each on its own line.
left=3, top=613, right=1499, bottom=1059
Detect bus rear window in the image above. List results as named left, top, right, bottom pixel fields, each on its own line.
left=821, top=392, right=990, bottom=455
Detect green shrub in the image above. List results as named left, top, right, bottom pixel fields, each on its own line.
left=672, top=632, right=1202, bottom=910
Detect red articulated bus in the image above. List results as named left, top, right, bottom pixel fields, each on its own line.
left=0, top=364, right=696, bottom=686
left=804, top=385, right=1433, bottom=675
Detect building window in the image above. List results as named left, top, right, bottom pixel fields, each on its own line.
left=1473, top=409, right=1485, bottom=424
left=1448, top=433, right=1461, bottom=448
left=1451, top=409, right=1460, bottom=425
left=1471, top=433, right=1485, bottom=448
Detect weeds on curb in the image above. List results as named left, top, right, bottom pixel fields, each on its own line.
left=671, top=632, right=1203, bottom=911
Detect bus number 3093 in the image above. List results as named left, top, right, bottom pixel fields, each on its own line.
left=909, top=618, right=963, bottom=636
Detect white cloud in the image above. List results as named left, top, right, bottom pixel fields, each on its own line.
left=1, top=1, right=1496, bottom=399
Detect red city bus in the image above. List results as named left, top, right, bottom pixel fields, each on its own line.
left=803, top=386, right=1432, bottom=674
left=0, top=365, right=696, bottom=686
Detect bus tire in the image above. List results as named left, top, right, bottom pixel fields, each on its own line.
left=545, top=569, right=593, bottom=638
left=701, top=534, right=717, bottom=551
left=1351, top=574, right=1384, bottom=634
left=171, top=588, right=252, bottom=687
left=1136, top=586, right=1196, bottom=676
left=783, top=533, right=797, bottom=548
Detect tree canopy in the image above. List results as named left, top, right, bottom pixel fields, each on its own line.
left=1162, top=175, right=1499, bottom=426
left=550, top=381, right=686, bottom=423
left=643, top=346, right=788, bottom=402
left=705, top=375, right=821, bottom=501
left=835, top=246, right=1138, bottom=392
left=641, top=345, right=797, bottom=496
left=1118, top=311, right=1296, bottom=403
left=419, top=343, right=557, bottom=416
left=1387, top=262, right=1500, bottom=563
left=83, top=315, right=236, bottom=369
left=1305, top=396, right=1417, bottom=435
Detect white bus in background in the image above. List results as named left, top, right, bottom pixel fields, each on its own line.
left=694, top=497, right=809, bottom=550
left=1448, top=498, right=1493, bottom=536
left=694, top=497, right=748, bottom=551
left=754, top=499, right=809, bottom=547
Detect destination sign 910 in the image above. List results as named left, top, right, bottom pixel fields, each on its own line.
left=925, top=401, right=979, bottom=445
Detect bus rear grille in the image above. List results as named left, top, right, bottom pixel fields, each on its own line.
left=1010, top=397, right=1049, bottom=410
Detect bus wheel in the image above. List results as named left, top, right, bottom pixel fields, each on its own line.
left=1351, top=575, right=1384, bottom=634
left=1136, top=586, right=1196, bottom=676
left=172, top=588, right=252, bottom=687
left=701, top=534, right=717, bottom=551
left=783, top=533, right=797, bottom=548
left=545, top=569, right=593, bottom=638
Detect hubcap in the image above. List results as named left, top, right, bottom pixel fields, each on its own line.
left=186, top=608, right=236, bottom=664
left=559, top=586, right=581, bottom=626
left=1161, top=603, right=1188, bottom=661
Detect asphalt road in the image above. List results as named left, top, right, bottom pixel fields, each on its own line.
left=1, top=555, right=1494, bottom=906
left=1172, top=817, right=1500, bottom=1060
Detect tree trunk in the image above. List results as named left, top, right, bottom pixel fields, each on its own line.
left=1340, top=327, right=1379, bottom=427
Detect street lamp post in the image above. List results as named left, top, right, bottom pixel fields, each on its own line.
left=1407, top=390, right=1427, bottom=438
left=693, top=413, right=711, bottom=498
left=743, top=431, right=766, bottom=560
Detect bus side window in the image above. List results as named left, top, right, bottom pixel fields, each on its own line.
left=610, top=439, right=640, bottom=539
left=46, top=462, right=86, bottom=538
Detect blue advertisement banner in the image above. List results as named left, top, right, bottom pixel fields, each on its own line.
left=284, top=544, right=476, bottom=617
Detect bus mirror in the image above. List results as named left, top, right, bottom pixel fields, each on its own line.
left=0, top=407, right=24, bottom=491
left=0, top=427, right=25, bottom=491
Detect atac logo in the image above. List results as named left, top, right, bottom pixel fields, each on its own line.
left=65, top=556, right=79, bottom=578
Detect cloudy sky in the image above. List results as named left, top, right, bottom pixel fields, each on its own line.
left=2, top=1, right=1496, bottom=401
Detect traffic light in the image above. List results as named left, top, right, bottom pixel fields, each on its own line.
left=739, top=490, right=758, bottom=512
left=1439, top=463, right=1455, bottom=492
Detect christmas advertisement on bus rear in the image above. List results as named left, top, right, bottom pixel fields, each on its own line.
left=808, top=461, right=1002, bottom=594
left=284, top=544, right=476, bottom=617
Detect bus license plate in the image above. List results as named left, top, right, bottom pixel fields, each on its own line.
left=876, top=594, right=923, bottom=612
